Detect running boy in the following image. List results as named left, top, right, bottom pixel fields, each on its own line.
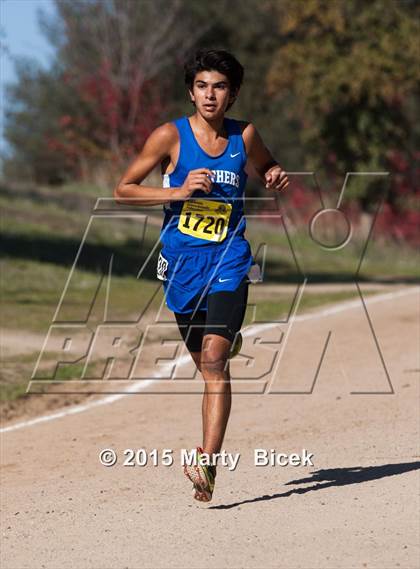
left=115, top=49, right=289, bottom=502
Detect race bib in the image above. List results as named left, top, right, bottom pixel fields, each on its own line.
left=178, top=199, right=232, bottom=242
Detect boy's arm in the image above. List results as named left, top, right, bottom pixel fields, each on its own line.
left=114, top=124, right=213, bottom=206
left=242, top=123, right=289, bottom=192
left=114, top=123, right=179, bottom=206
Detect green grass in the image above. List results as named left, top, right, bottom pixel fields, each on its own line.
left=1, top=257, right=164, bottom=332
left=0, top=381, right=30, bottom=403
left=53, top=361, right=96, bottom=381
left=0, top=358, right=105, bottom=402
left=244, top=289, right=375, bottom=325
left=245, top=221, right=420, bottom=281
left=42, top=181, right=109, bottom=197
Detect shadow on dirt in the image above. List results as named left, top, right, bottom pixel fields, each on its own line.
left=209, top=461, right=420, bottom=510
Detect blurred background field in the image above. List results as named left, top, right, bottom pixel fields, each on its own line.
left=0, top=0, right=419, bottom=419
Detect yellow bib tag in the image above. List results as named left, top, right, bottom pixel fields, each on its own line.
left=178, top=199, right=232, bottom=242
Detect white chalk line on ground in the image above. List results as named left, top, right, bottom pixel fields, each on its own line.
left=1, top=285, right=418, bottom=434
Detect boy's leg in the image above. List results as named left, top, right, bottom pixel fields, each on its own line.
left=174, top=276, right=248, bottom=454
left=173, top=310, right=206, bottom=420
left=175, top=277, right=248, bottom=501
left=201, top=276, right=249, bottom=455
left=173, top=310, right=206, bottom=370
left=180, top=331, right=231, bottom=502
left=200, top=334, right=232, bottom=455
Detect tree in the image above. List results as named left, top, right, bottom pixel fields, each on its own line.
left=4, top=0, right=216, bottom=184
left=267, top=0, right=420, bottom=209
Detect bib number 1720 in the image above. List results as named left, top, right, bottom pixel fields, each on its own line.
left=178, top=199, right=232, bottom=242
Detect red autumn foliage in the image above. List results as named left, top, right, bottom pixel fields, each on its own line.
left=258, top=156, right=419, bottom=248
left=51, top=59, right=165, bottom=175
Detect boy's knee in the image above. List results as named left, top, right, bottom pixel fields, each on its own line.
left=200, top=335, right=231, bottom=374
left=201, top=351, right=228, bottom=374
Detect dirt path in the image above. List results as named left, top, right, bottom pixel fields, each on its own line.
left=1, top=287, right=419, bottom=569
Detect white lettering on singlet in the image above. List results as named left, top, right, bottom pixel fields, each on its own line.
left=163, top=170, right=240, bottom=190
left=213, top=170, right=240, bottom=188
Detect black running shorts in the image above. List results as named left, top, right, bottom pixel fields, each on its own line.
left=174, top=275, right=249, bottom=352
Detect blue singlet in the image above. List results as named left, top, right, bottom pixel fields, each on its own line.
left=156, top=116, right=254, bottom=313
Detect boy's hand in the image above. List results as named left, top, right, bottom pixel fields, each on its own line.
left=176, top=168, right=214, bottom=199
left=265, top=165, right=289, bottom=191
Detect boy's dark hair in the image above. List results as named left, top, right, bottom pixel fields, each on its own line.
left=184, top=49, right=244, bottom=109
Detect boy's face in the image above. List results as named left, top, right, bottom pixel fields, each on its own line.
left=189, top=70, right=236, bottom=119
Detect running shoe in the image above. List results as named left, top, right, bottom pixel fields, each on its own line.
left=183, top=447, right=216, bottom=502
